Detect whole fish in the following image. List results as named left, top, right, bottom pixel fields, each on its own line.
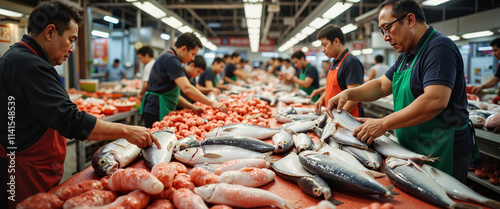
left=372, top=135, right=438, bottom=162
left=312, top=126, right=323, bottom=138
left=294, top=107, right=326, bottom=114
left=342, top=146, right=382, bottom=170
left=271, top=152, right=342, bottom=205
left=215, top=158, right=271, bottom=175
left=331, top=128, right=370, bottom=150
left=201, top=135, right=275, bottom=153
left=272, top=130, right=294, bottom=153
left=299, top=151, right=398, bottom=198
left=293, top=133, right=314, bottom=153
left=287, top=120, right=317, bottom=133
left=174, top=145, right=273, bottom=166
left=385, top=157, right=480, bottom=209
left=142, top=129, right=177, bottom=168
left=92, top=139, right=141, bottom=176
left=217, top=167, right=276, bottom=187
left=278, top=105, right=297, bottom=115
left=320, top=118, right=337, bottom=142
left=421, top=164, right=500, bottom=209
left=331, top=110, right=361, bottom=132
left=175, top=135, right=200, bottom=152
left=193, top=163, right=221, bottom=174
left=279, top=120, right=306, bottom=130
left=285, top=114, right=320, bottom=121
left=324, top=137, right=340, bottom=149
left=205, top=124, right=281, bottom=139
left=276, top=114, right=294, bottom=123
left=314, top=113, right=328, bottom=128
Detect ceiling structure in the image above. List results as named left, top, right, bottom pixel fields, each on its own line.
left=4, top=0, right=500, bottom=51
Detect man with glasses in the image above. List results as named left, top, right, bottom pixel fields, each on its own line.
left=326, top=0, right=477, bottom=183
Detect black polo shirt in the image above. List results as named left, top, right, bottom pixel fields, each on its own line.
left=329, top=49, right=364, bottom=90
left=198, top=67, right=216, bottom=87
left=0, top=35, right=96, bottom=152
left=224, top=63, right=237, bottom=78
left=299, top=64, right=320, bottom=89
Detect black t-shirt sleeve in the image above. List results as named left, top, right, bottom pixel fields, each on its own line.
left=421, top=44, right=457, bottom=88
left=342, top=60, right=364, bottom=85
left=166, top=57, right=186, bottom=81
left=225, top=64, right=236, bottom=77
left=306, top=66, right=318, bottom=80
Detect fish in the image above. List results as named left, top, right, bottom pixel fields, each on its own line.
left=215, top=158, right=271, bottom=175
left=278, top=106, right=297, bottom=115
left=331, top=109, right=361, bottom=131
left=312, top=126, right=323, bottom=138
left=276, top=114, right=294, bottom=123
left=92, top=138, right=141, bottom=176
left=174, top=145, right=273, bottom=166
left=314, top=113, right=328, bottom=128
left=320, top=118, right=337, bottom=142
left=272, top=130, right=294, bottom=153
left=194, top=183, right=299, bottom=209
left=299, top=151, right=398, bottom=198
left=331, top=128, right=370, bottom=150
left=205, top=124, right=282, bottom=139
left=142, top=129, right=177, bottom=168
left=278, top=120, right=305, bottom=129
left=217, top=167, right=276, bottom=187
left=271, top=152, right=342, bottom=205
left=201, top=135, right=275, bottom=152
left=193, top=163, right=221, bottom=174
left=175, top=135, right=200, bottom=152
left=293, top=133, right=314, bottom=153
left=372, top=135, right=439, bottom=162
left=287, top=120, right=317, bottom=133
left=341, top=146, right=382, bottom=170
left=421, top=164, right=500, bottom=209
left=294, top=107, right=326, bottom=114
left=385, top=157, right=480, bottom=209
left=285, top=114, right=321, bottom=121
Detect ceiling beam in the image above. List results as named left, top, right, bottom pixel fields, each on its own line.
left=167, top=4, right=244, bottom=9
left=280, top=0, right=312, bottom=41
left=186, top=8, right=218, bottom=37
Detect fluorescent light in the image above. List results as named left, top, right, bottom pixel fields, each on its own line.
left=341, top=23, right=358, bottom=34
left=200, top=37, right=208, bottom=44
left=243, top=0, right=263, bottom=3
left=103, top=15, right=119, bottom=24
left=351, top=50, right=361, bottom=56
left=309, top=17, right=330, bottom=29
left=91, top=30, right=109, bottom=38
left=422, top=0, right=450, bottom=6
left=462, top=31, right=494, bottom=39
left=246, top=19, right=261, bottom=28
left=448, top=35, right=460, bottom=41
left=160, top=33, right=170, bottom=40
left=178, top=25, right=193, bottom=33
left=294, top=33, right=307, bottom=41
left=161, top=16, right=183, bottom=28
left=262, top=52, right=279, bottom=57
left=362, top=48, right=373, bottom=54
left=302, top=47, right=309, bottom=52
left=301, top=26, right=316, bottom=36
left=478, top=46, right=493, bottom=51
left=132, top=1, right=166, bottom=19
left=322, top=2, right=353, bottom=19
left=244, top=3, right=262, bottom=19
left=250, top=41, right=259, bottom=52
left=204, top=53, right=216, bottom=59
left=312, top=40, right=321, bottom=47
left=346, top=0, right=361, bottom=2
left=248, top=28, right=260, bottom=35
left=0, top=8, right=23, bottom=18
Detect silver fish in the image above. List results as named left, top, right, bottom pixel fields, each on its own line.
left=421, top=164, right=500, bottom=209
left=286, top=114, right=320, bottom=121
left=287, top=120, right=317, bottom=133
left=272, top=130, right=294, bottom=153
left=271, top=152, right=342, bottom=205
left=312, top=126, right=323, bottom=139
left=278, top=105, right=297, bottom=115
left=174, top=145, right=273, bottom=166
left=341, top=146, right=382, bottom=170
left=279, top=120, right=305, bottom=130
left=276, top=114, right=294, bottom=123
left=385, top=157, right=480, bottom=209
left=331, top=109, right=361, bottom=131
left=331, top=128, right=370, bottom=150
left=142, top=129, right=177, bottom=168
left=293, top=133, right=314, bottom=153
left=294, top=107, right=326, bottom=114
left=201, top=135, right=275, bottom=153
left=320, top=118, right=337, bottom=142
left=205, top=124, right=281, bottom=139
left=193, top=163, right=221, bottom=173
left=175, top=135, right=200, bottom=152
left=299, top=151, right=398, bottom=198
left=372, top=135, right=438, bottom=162
left=314, top=113, right=328, bottom=128
left=92, top=138, right=141, bottom=176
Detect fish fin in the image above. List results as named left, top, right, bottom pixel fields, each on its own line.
left=450, top=203, right=483, bottom=209
left=483, top=199, right=500, bottom=209
left=366, top=170, right=386, bottom=178
left=284, top=200, right=300, bottom=209
left=167, top=141, right=174, bottom=151
left=383, top=185, right=399, bottom=198
left=264, top=152, right=276, bottom=163
left=283, top=128, right=297, bottom=135
left=223, top=127, right=238, bottom=132
left=328, top=197, right=343, bottom=205
left=423, top=152, right=440, bottom=162
left=203, top=153, right=223, bottom=158
left=364, top=170, right=375, bottom=179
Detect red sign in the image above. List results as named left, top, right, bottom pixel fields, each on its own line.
left=209, top=37, right=275, bottom=52
left=352, top=42, right=365, bottom=50
left=0, top=25, right=11, bottom=43
left=93, top=38, right=108, bottom=63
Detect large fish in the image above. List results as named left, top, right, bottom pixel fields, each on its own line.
left=312, top=126, right=323, bottom=138
left=293, top=133, right=314, bottom=153
left=320, top=118, right=337, bottom=142
left=92, top=139, right=141, bottom=176
left=174, top=145, right=273, bottom=166
left=331, top=110, right=361, bottom=132
left=314, top=113, right=328, bottom=128
left=272, top=130, right=294, bottom=153
left=142, top=129, right=177, bottom=168
left=299, top=151, right=398, bottom=198
left=341, top=146, right=382, bottom=170
left=287, top=120, right=317, bottom=133
left=385, top=157, right=481, bottom=209
left=271, top=152, right=342, bottom=205
left=421, top=164, right=500, bottom=209
left=174, top=135, right=200, bottom=152
left=372, top=135, right=438, bottom=162
left=201, top=135, right=275, bottom=153
left=331, top=128, right=370, bottom=150
left=205, top=124, right=281, bottom=139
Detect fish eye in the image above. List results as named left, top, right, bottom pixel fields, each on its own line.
left=283, top=141, right=287, bottom=144
left=183, top=149, right=190, bottom=153
left=98, top=158, right=107, bottom=166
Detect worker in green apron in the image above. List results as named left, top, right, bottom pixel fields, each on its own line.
left=287, top=50, right=320, bottom=102
left=326, top=0, right=478, bottom=183
left=223, top=52, right=252, bottom=85
left=197, top=57, right=229, bottom=94
left=140, top=32, right=227, bottom=128
left=176, top=55, right=207, bottom=111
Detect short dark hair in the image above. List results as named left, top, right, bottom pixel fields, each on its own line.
left=114, top=59, right=120, bottom=63
left=379, top=0, right=426, bottom=23
left=188, top=55, right=206, bottom=70
left=491, top=38, right=500, bottom=48
left=375, top=55, right=384, bottom=63
left=223, top=54, right=230, bottom=60
left=213, top=57, right=225, bottom=65
left=137, top=46, right=154, bottom=58
left=231, top=52, right=240, bottom=59
left=28, top=0, right=83, bottom=36
left=175, top=32, right=203, bottom=51
left=277, top=57, right=283, bottom=62
left=291, top=51, right=306, bottom=60
left=316, top=24, right=346, bottom=45
left=283, top=58, right=291, bottom=63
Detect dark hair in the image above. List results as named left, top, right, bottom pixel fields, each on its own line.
left=114, top=59, right=120, bottom=63
left=379, top=0, right=426, bottom=23
left=283, top=58, right=291, bottom=63
left=316, top=24, right=346, bottom=45
left=277, top=57, right=283, bottom=62
left=28, top=0, right=83, bottom=36
left=375, top=55, right=384, bottom=63
left=137, top=46, right=154, bottom=57
left=291, top=51, right=306, bottom=60
left=322, top=60, right=329, bottom=64
left=175, top=32, right=203, bottom=51
left=491, top=38, right=500, bottom=48
left=223, top=54, right=230, bottom=59
left=231, top=52, right=240, bottom=59
left=213, top=57, right=225, bottom=65
left=188, top=55, right=206, bottom=70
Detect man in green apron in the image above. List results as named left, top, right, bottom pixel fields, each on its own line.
left=325, top=0, right=478, bottom=183
left=286, top=50, right=320, bottom=102
left=176, top=55, right=207, bottom=110
left=197, top=57, right=229, bottom=94
left=223, top=52, right=252, bottom=85
left=141, top=32, right=227, bottom=128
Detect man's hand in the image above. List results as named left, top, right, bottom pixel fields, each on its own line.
left=124, top=126, right=161, bottom=148
left=210, top=88, right=221, bottom=94
left=471, top=86, right=483, bottom=95
left=314, top=99, right=324, bottom=114
left=137, top=92, right=144, bottom=100
left=212, top=102, right=228, bottom=113
left=310, top=88, right=323, bottom=99
left=326, top=91, right=350, bottom=118
left=353, top=117, right=387, bottom=145
left=191, top=106, right=206, bottom=115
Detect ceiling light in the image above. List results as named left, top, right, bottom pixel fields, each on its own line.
left=243, top=0, right=263, bottom=2
left=309, top=17, right=330, bottom=29
left=322, top=2, right=353, bottom=19
left=302, top=47, right=309, bottom=52
left=132, top=1, right=166, bottom=19
left=246, top=19, right=261, bottom=28
left=91, top=30, right=109, bottom=38
left=160, top=33, right=170, bottom=40
left=422, top=0, right=450, bottom=6
left=294, top=33, right=307, bottom=41
left=0, top=8, right=23, bottom=18
left=362, top=48, right=373, bottom=54
left=478, top=46, right=493, bottom=51
left=178, top=25, right=193, bottom=33
left=346, top=0, right=361, bottom=2
left=312, top=40, right=321, bottom=47
left=462, top=31, right=494, bottom=39
left=103, top=15, right=119, bottom=24
left=448, top=35, right=460, bottom=41
left=301, top=26, right=316, bottom=36
left=161, top=16, right=183, bottom=28
left=341, top=23, right=358, bottom=34
left=248, top=28, right=260, bottom=35
left=244, top=3, right=262, bottom=19
left=351, top=50, right=361, bottom=56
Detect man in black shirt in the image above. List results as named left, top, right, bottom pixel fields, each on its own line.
left=197, top=57, right=229, bottom=94
left=176, top=55, right=207, bottom=110
left=223, top=52, right=252, bottom=85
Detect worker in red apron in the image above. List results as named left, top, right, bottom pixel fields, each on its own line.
left=312, top=24, right=364, bottom=117
left=287, top=51, right=320, bottom=102
left=0, top=2, right=160, bottom=208
left=326, top=0, right=479, bottom=182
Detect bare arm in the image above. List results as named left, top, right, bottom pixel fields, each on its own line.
left=138, top=81, right=148, bottom=100
left=292, top=76, right=314, bottom=89
left=234, top=70, right=250, bottom=84
left=196, top=82, right=219, bottom=94
left=342, top=83, right=362, bottom=113
left=472, top=76, right=500, bottom=94
left=87, top=120, right=161, bottom=148
left=367, top=68, right=376, bottom=80
left=223, top=76, right=238, bottom=85
left=175, top=77, right=227, bottom=112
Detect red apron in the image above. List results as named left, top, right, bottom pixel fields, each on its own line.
left=324, top=52, right=360, bottom=117
left=1, top=40, right=67, bottom=208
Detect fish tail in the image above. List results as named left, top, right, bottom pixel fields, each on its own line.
left=483, top=199, right=500, bottom=209
left=284, top=200, right=300, bottom=209
left=450, top=203, right=483, bottom=209
left=424, top=155, right=440, bottom=162
left=264, top=152, right=276, bottom=163
left=383, top=185, right=399, bottom=198
left=328, top=197, right=343, bottom=205
left=366, top=170, right=386, bottom=178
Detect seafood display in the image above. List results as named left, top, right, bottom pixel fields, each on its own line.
left=142, top=129, right=177, bottom=168
left=92, top=138, right=141, bottom=176
left=108, top=168, right=164, bottom=194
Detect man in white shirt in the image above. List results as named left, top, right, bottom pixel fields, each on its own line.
left=137, top=46, right=156, bottom=100
left=367, top=55, right=390, bottom=81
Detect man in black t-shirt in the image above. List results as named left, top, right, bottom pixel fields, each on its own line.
left=197, top=57, right=229, bottom=94
left=472, top=38, right=500, bottom=95
left=223, top=52, right=252, bottom=85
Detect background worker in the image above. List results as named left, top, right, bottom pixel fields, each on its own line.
left=176, top=55, right=207, bottom=110
left=103, top=58, right=127, bottom=81
left=472, top=38, right=500, bottom=95
left=223, top=52, right=252, bottom=85
left=286, top=50, right=320, bottom=102
left=136, top=46, right=155, bottom=100
left=367, top=55, right=390, bottom=81
left=197, top=57, right=229, bottom=94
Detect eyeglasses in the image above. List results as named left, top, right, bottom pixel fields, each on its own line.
left=379, top=14, right=408, bottom=36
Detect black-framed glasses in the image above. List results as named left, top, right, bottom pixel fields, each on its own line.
left=379, top=14, right=408, bottom=36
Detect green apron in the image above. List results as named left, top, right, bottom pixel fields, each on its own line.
left=223, top=67, right=238, bottom=84
left=393, top=29, right=466, bottom=175
left=139, top=86, right=181, bottom=121
left=299, top=63, right=319, bottom=102
left=211, top=67, right=218, bottom=88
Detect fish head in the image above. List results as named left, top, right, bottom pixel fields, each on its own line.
left=193, top=183, right=217, bottom=200
left=312, top=186, right=332, bottom=200
left=174, top=147, right=202, bottom=164
left=277, top=141, right=288, bottom=152
left=92, top=153, right=119, bottom=176
left=217, top=172, right=235, bottom=184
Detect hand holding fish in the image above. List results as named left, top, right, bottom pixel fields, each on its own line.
left=326, top=91, right=349, bottom=118
left=125, top=126, right=162, bottom=149
left=354, top=117, right=387, bottom=145
left=314, top=98, right=324, bottom=114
